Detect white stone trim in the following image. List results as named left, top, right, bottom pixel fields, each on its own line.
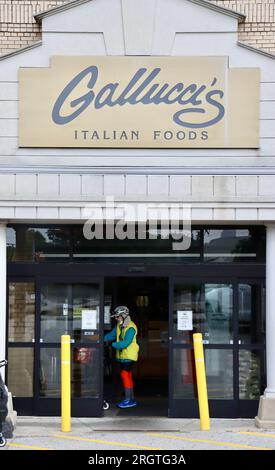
left=0, top=223, right=7, bottom=380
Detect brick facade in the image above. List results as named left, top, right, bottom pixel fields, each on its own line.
left=0, top=1, right=68, bottom=56
left=0, top=1, right=275, bottom=56
left=212, top=0, right=275, bottom=55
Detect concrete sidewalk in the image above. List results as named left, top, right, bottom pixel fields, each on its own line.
left=3, top=415, right=275, bottom=450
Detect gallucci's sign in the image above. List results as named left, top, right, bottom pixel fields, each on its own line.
left=19, top=56, right=260, bottom=148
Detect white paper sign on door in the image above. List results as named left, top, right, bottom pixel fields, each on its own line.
left=104, top=305, right=111, bottom=324
left=63, top=303, right=68, bottom=316
left=81, top=309, right=97, bottom=330
left=177, top=310, right=193, bottom=331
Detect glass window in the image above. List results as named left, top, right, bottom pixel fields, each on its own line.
left=72, top=347, right=100, bottom=398
left=173, top=348, right=233, bottom=400
left=72, top=225, right=201, bottom=263
left=8, top=283, right=35, bottom=342
left=72, top=284, right=100, bottom=343
left=7, top=225, right=266, bottom=264
left=238, top=284, right=265, bottom=345
left=39, top=348, right=99, bottom=398
left=40, top=284, right=71, bottom=343
left=173, top=283, right=204, bottom=344
left=7, top=226, right=71, bottom=262
left=173, top=349, right=197, bottom=399
left=173, top=283, right=233, bottom=344
left=204, top=228, right=265, bottom=263
left=205, top=349, right=233, bottom=399
left=205, top=284, right=233, bottom=344
left=40, top=283, right=100, bottom=343
left=8, top=348, right=34, bottom=397
left=239, top=350, right=262, bottom=400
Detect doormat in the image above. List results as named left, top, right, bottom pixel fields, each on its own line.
left=91, top=418, right=184, bottom=432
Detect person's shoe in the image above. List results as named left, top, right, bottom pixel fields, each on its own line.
left=116, top=399, right=128, bottom=408
left=117, top=399, right=137, bottom=409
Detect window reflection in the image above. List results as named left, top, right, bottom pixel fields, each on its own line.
left=173, top=349, right=196, bottom=399
left=239, top=350, right=262, bottom=400
left=204, top=228, right=265, bottom=263
left=173, top=283, right=233, bottom=344
left=7, top=227, right=70, bottom=262
left=8, top=348, right=34, bottom=397
left=238, top=284, right=264, bottom=344
left=39, top=348, right=100, bottom=398
left=72, top=226, right=201, bottom=263
left=205, top=350, right=233, bottom=399
left=72, top=284, right=100, bottom=343
left=7, top=225, right=265, bottom=264
left=40, top=284, right=71, bottom=342
left=40, top=283, right=100, bottom=343
left=205, top=284, right=233, bottom=344
left=173, top=349, right=233, bottom=399
left=8, top=282, right=35, bottom=342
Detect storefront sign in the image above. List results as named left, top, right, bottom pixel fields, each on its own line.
left=19, top=56, right=259, bottom=148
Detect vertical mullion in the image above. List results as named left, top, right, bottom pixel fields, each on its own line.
left=34, top=277, right=42, bottom=410
left=99, top=278, right=104, bottom=412
left=168, top=276, right=174, bottom=417
left=68, top=283, right=73, bottom=337
left=233, top=280, right=239, bottom=414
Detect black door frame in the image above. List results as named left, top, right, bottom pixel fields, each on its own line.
left=168, top=275, right=266, bottom=418
left=7, top=270, right=105, bottom=417
left=33, top=275, right=105, bottom=417
left=7, top=262, right=265, bottom=417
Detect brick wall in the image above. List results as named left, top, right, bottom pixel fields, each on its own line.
left=7, top=282, right=35, bottom=397
left=0, top=0, right=68, bottom=56
left=211, top=0, right=275, bottom=55
left=0, top=1, right=275, bottom=56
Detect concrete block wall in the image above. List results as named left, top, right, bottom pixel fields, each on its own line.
left=0, top=173, right=274, bottom=201
left=1, top=1, right=275, bottom=56
left=0, top=173, right=275, bottom=223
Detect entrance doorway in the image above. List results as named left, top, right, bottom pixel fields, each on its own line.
left=7, top=264, right=265, bottom=418
left=104, top=277, right=169, bottom=416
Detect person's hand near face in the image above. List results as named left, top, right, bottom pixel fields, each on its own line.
left=115, top=315, right=123, bottom=325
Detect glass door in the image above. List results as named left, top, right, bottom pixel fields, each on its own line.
left=169, top=278, right=265, bottom=418
left=35, top=279, right=104, bottom=417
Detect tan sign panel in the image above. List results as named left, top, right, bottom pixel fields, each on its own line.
left=19, top=56, right=260, bottom=148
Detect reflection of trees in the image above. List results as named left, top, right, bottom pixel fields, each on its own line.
left=204, top=228, right=265, bottom=259
left=31, top=228, right=71, bottom=259
left=9, top=226, right=71, bottom=261
left=234, top=228, right=265, bottom=258
left=47, top=228, right=70, bottom=242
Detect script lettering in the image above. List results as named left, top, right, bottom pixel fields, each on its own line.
left=52, top=66, right=225, bottom=129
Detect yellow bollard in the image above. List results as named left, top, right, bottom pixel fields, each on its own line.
left=193, top=333, right=210, bottom=431
left=61, top=335, right=71, bottom=433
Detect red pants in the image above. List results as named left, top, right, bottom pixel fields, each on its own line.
left=119, top=362, right=134, bottom=389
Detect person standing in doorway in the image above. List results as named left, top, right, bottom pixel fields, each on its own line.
left=104, top=306, right=139, bottom=409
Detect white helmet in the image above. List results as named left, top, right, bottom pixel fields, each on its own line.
left=111, top=306, right=129, bottom=318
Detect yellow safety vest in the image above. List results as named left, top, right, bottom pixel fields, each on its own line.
left=116, top=321, right=139, bottom=362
